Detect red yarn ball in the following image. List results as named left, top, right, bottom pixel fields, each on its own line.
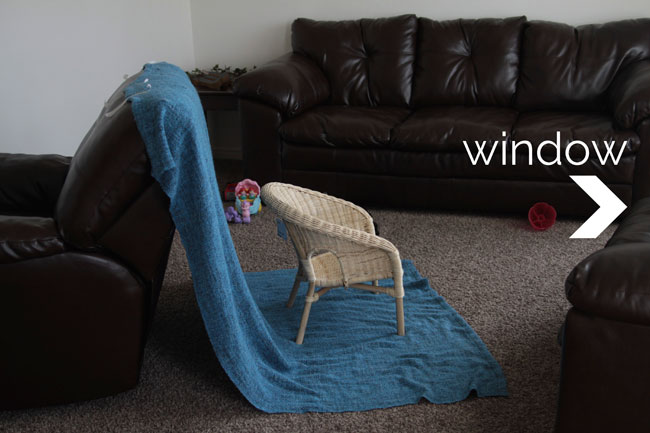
left=528, top=202, right=557, bottom=231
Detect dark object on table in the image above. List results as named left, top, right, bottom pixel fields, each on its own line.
left=0, top=73, right=175, bottom=409
left=189, top=71, right=232, bottom=90
left=556, top=197, right=650, bottom=432
left=234, top=15, right=650, bottom=216
left=188, top=64, right=253, bottom=91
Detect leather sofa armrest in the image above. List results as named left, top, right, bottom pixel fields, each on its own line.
left=606, top=197, right=650, bottom=246
left=233, top=53, right=330, bottom=118
left=566, top=243, right=650, bottom=326
left=609, top=60, right=650, bottom=129
left=0, top=153, right=71, bottom=216
left=0, top=215, right=66, bottom=264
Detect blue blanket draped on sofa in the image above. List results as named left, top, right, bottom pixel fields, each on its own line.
left=125, top=62, right=508, bottom=413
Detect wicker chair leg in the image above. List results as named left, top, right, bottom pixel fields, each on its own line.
left=296, top=282, right=316, bottom=344
left=287, top=271, right=302, bottom=308
left=396, top=297, right=405, bottom=336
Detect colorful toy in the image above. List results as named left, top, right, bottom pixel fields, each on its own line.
left=528, top=202, right=556, bottom=231
left=225, top=206, right=242, bottom=224
left=241, top=201, right=251, bottom=224
left=235, top=179, right=262, bottom=216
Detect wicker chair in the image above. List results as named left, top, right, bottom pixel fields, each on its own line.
left=261, top=182, right=405, bottom=344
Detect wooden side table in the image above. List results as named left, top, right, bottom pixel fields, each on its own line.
left=194, top=87, right=239, bottom=117
left=193, top=86, right=241, bottom=160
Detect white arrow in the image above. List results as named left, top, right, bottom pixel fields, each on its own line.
left=570, top=175, right=626, bottom=239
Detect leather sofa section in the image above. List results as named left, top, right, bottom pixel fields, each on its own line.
left=556, top=309, right=650, bottom=433
left=282, top=168, right=631, bottom=215
left=279, top=106, right=410, bottom=148
left=0, top=252, right=146, bottom=409
left=412, top=16, right=526, bottom=107
left=233, top=53, right=330, bottom=118
left=0, top=215, right=66, bottom=264
left=56, top=74, right=153, bottom=250
left=609, top=60, right=650, bottom=129
left=239, top=15, right=650, bottom=215
left=516, top=19, right=650, bottom=111
left=0, top=153, right=70, bottom=216
left=282, top=144, right=635, bottom=184
left=292, top=14, right=417, bottom=106
left=392, top=106, right=518, bottom=151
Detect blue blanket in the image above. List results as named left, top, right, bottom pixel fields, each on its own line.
left=126, top=62, right=508, bottom=413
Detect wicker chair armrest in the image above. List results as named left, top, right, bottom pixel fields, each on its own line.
left=298, top=224, right=402, bottom=287
left=295, top=217, right=396, bottom=254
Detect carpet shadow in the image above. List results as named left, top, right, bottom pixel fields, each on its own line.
left=146, top=281, right=248, bottom=405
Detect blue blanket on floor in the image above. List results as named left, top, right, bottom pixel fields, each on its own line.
left=126, top=62, right=508, bottom=413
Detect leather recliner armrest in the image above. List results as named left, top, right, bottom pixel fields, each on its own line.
left=609, top=60, right=650, bottom=129
left=566, top=242, right=650, bottom=326
left=0, top=153, right=71, bottom=216
left=233, top=52, right=330, bottom=118
left=0, top=215, right=66, bottom=264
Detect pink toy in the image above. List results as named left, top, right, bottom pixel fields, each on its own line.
left=241, top=201, right=251, bottom=224
left=235, top=179, right=262, bottom=216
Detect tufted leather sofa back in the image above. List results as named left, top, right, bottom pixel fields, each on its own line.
left=290, top=16, right=650, bottom=111
left=412, top=16, right=526, bottom=107
left=516, top=19, right=650, bottom=111
left=292, top=14, right=417, bottom=107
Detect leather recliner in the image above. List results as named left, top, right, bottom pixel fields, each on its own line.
left=234, top=15, right=650, bottom=216
left=0, top=74, right=175, bottom=409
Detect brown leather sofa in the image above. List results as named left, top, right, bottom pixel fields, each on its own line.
left=235, top=15, right=650, bottom=215
left=556, top=197, right=650, bottom=432
left=0, top=75, right=175, bottom=409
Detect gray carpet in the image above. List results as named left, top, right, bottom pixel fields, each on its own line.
left=0, top=170, right=614, bottom=432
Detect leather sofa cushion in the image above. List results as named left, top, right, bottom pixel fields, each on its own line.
left=282, top=144, right=634, bottom=185
left=0, top=216, right=65, bottom=264
left=512, top=111, right=640, bottom=158
left=279, top=106, right=409, bottom=148
left=392, top=106, right=518, bottom=152
left=412, top=16, right=525, bottom=107
left=516, top=19, right=650, bottom=111
left=292, top=15, right=417, bottom=107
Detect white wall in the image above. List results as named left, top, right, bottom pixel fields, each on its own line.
left=0, top=0, right=195, bottom=156
left=190, top=0, right=650, bottom=69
